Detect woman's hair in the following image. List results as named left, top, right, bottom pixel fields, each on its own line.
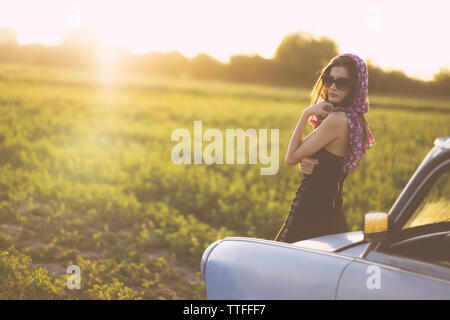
left=309, top=55, right=370, bottom=145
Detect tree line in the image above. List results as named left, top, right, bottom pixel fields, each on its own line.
left=0, top=28, right=448, bottom=97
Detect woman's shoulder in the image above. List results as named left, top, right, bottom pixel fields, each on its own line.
left=327, top=111, right=350, bottom=143
left=330, top=110, right=348, bottom=118
left=327, top=111, right=349, bottom=127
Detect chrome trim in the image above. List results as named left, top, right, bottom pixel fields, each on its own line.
left=434, top=136, right=450, bottom=149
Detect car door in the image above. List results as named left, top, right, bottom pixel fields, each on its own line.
left=336, top=158, right=450, bottom=299
left=335, top=254, right=450, bottom=299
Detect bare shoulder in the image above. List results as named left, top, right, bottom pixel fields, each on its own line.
left=324, top=111, right=349, bottom=127
left=324, top=111, right=350, bottom=152
left=331, top=110, right=349, bottom=120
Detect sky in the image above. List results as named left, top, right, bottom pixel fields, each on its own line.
left=0, top=0, right=449, bottom=81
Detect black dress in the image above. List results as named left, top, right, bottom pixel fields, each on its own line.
left=274, top=147, right=350, bottom=243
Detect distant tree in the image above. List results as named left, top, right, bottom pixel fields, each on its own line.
left=0, top=28, right=18, bottom=47
left=431, top=68, right=450, bottom=96
left=188, top=53, right=227, bottom=79
left=125, top=51, right=190, bottom=77
left=433, top=67, right=450, bottom=83
left=226, top=54, right=278, bottom=85
left=367, top=62, right=429, bottom=96
left=273, top=31, right=338, bottom=86
left=0, top=28, right=19, bottom=63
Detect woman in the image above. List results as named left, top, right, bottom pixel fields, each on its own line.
left=274, top=53, right=375, bottom=243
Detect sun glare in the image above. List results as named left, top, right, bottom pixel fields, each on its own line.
left=0, top=0, right=448, bottom=80
left=95, top=44, right=121, bottom=87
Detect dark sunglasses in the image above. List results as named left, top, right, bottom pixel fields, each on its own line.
left=321, top=74, right=352, bottom=90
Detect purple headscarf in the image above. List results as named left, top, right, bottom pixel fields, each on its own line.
left=309, top=53, right=376, bottom=174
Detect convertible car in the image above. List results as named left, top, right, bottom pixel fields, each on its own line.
left=201, top=136, right=450, bottom=299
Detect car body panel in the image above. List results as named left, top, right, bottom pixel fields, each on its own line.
left=336, top=259, right=450, bottom=299
left=338, top=243, right=370, bottom=257
left=292, top=231, right=364, bottom=252
left=203, top=237, right=352, bottom=299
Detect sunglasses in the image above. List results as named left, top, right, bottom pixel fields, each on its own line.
left=321, top=74, right=352, bottom=90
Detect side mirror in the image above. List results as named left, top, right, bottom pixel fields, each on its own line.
left=363, top=212, right=389, bottom=241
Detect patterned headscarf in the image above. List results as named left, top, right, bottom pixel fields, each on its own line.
left=309, top=53, right=376, bottom=174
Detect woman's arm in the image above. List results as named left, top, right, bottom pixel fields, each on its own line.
left=285, top=111, right=342, bottom=166
left=284, top=110, right=311, bottom=165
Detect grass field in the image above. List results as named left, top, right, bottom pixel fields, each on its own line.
left=0, top=62, right=449, bottom=299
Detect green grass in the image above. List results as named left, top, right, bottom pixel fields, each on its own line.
left=0, top=62, right=449, bottom=299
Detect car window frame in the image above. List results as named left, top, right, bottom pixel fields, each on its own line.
left=384, top=160, right=450, bottom=244
left=363, top=160, right=450, bottom=280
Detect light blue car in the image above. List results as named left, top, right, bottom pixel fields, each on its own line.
left=201, top=136, right=450, bottom=299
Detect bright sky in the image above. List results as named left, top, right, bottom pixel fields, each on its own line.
left=0, top=0, right=448, bottom=81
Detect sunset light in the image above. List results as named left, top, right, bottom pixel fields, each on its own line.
left=0, top=0, right=448, bottom=81
left=0, top=0, right=449, bottom=302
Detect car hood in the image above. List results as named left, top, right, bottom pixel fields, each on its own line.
left=200, top=231, right=365, bottom=278
left=292, top=231, right=364, bottom=252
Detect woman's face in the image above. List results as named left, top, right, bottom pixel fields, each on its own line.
left=325, top=66, right=352, bottom=105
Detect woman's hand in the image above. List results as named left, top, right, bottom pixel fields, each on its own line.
left=304, top=101, right=334, bottom=117
left=298, top=157, right=319, bottom=175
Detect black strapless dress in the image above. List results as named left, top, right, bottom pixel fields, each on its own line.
left=274, top=147, right=350, bottom=243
